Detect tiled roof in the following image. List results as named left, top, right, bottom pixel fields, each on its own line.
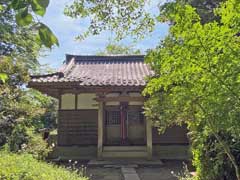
left=31, top=55, right=154, bottom=87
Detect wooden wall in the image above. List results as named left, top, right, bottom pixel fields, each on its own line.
left=58, top=110, right=98, bottom=146
left=57, top=92, right=189, bottom=146
left=152, top=125, right=189, bottom=145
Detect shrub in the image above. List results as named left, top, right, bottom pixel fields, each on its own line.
left=8, top=124, right=28, bottom=152
left=192, top=132, right=240, bottom=180
left=173, top=163, right=196, bottom=180
left=23, top=130, right=52, bottom=160
left=0, top=151, right=88, bottom=180
left=8, top=126, right=52, bottom=160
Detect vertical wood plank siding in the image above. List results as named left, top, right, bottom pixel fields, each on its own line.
left=58, top=110, right=98, bottom=146
left=57, top=110, right=188, bottom=146
left=152, top=125, right=189, bottom=145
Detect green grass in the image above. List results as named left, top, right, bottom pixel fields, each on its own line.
left=0, top=151, right=88, bottom=180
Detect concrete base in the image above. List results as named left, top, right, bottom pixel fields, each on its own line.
left=48, top=145, right=190, bottom=161
left=153, top=145, right=190, bottom=160
left=88, top=159, right=163, bottom=167
left=48, top=145, right=97, bottom=160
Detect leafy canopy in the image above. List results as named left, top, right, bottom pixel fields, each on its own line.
left=144, top=0, right=240, bottom=179
left=97, top=42, right=141, bottom=55
left=64, top=0, right=155, bottom=41
left=0, top=0, right=59, bottom=82
left=8, top=0, right=59, bottom=48
left=64, top=0, right=225, bottom=41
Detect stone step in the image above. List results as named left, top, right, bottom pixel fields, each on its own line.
left=121, top=167, right=140, bottom=180
left=102, top=151, right=148, bottom=158
left=87, top=159, right=163, bottom=167
left=103, top=146, right=147, bottom=152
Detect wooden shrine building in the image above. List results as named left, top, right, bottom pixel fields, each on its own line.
left=29, top=55, right=189, bottom=160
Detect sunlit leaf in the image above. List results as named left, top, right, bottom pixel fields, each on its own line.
left=0, top=5, right=3, bottom=11
left=36, top=0, right=49, bottom=9
left=31, top=0, right=45, bottom=16
left=0, top=73, right=8, bottom=83
left=15, top=8, right=33, bottom=26
left=38, top=23, right=59, bottom=48
left=11, top=0, right=27, bottom=10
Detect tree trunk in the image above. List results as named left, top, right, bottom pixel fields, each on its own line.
left=213, top=133, right=240, bottom=180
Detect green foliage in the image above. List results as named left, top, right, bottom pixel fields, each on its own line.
left=192, top=131, right=240, bottom=180
left=0, top=152, right=88, bottom=180
left=97, top=42, right=141, bottom=55
left=64, top=0, right=155, bottom=40
left=0, top=9, right=40, bottom=69
left=174, top=163, right=196, bottom=180
left=8, top=124, right=28, bottom=152
left=38, top=23, right=59, bottom=48
left=3, top=0, right=59, bottom=48
left=30, top=0, right=50, bottom=16
left=0, top=58, right=57, bottom=156
left=0, top=4, right=57, bottom=156
left=0, top=0, right=57, bottom=66
left=64, top=0, right=224, bottom=41
left=0, top=0, right=58, bottom=164
left=144, top=0, right=240, bottom=179
left=15, top=7, right=33, bottom=26
left=0, top=73, right=8, bottom=83
left=159, top=0, right=225, bottom=24
left=27, top=89, right=58, bottom=129
left=22, top=129, right=53, bottom=160
left=7, top=126, right=52, bottom=160
left=0, top=58, right=30, bottom=146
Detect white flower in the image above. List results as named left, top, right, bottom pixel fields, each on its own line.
left=21, top=143, right=27, bottom=149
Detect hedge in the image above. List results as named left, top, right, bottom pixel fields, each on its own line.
left=0, top=152, right=88, bottom=180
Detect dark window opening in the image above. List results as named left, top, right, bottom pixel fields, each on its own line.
left=127, top=110, right=144, bottom=124
left=106, top=111, right=120, bottom=125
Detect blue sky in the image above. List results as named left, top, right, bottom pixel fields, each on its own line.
left=39, top=0, right=169, bottom=69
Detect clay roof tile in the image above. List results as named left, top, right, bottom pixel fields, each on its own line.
left=30, top=54, right=153, bottom=87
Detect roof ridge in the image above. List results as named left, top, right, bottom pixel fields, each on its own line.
left=59, top=57, right=76, bottom=76
left=65, top=54, right=145, bottom=62
left=30, top=72, right=64, bottom=78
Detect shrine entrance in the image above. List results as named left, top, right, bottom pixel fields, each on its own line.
left=104, top=102, right=146, bottom=146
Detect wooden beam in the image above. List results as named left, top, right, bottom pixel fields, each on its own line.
left=146, top=118, right=153, bottom=160
left=75, top=93, right=78, bottom=110
left=29, top=82, right=144, bottom=92
left=95, top=96, right=145, bottom=102
left=97, top=101, right=104, bottom=159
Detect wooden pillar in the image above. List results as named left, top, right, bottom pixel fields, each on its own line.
left=120, top=102, right=128, bottom=144
left=97, top=101, right=104, bottom=159
left=146, top=118, right=152, bottom=160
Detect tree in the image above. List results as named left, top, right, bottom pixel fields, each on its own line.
left=0, top=0, right=58, bottom=154
left=1, top=0, right=58, bottom=48
left=0, top=58, right=57, bottom=150
left=143, top=0, right=240, bottom=179
left=0, top=0, right=59, bottom=82
left=160, top=0, right=226, bottom=24
left=64, top=0, right=225, bottom=41
left=64, top=0, right=155, bottom=41
left=97, top=43, right=141, bottom=55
